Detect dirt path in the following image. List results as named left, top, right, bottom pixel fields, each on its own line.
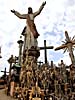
left=0, top=89, right=17, bottom=100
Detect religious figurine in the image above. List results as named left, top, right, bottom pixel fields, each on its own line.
left=11, top=1, right=46, bottom=50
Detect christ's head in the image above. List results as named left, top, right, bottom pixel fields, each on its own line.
left=28, top=7, right=33, bottom=14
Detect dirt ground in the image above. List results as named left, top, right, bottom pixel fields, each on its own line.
left=0, top=89, right=17, bottom=100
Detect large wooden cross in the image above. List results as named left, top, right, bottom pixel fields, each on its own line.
left=55, top=31, right=75, bottom=65
left=39, top=40, right=54, bottom=64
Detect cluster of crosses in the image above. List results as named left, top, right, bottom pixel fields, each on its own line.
left=0, top=1, right=75, bottom=99
left=0, top=31, right=75, bottom=100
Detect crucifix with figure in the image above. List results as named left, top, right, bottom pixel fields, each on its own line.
left=55, top=31, right=75, bottom=65
left=39, top=40, right=54, bottom=64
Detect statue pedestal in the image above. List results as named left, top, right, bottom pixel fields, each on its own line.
left=23, top=47, right=40, bottom=59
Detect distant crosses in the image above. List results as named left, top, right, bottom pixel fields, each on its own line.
left=0, top=46, right=2, bottom=58
left=17, top=36, right=23, bottom=66
left=1, top=67, right=8, bottom=75
left=55, top=31, right=75, bottom=65
left=40, top=40, right=54, bottom=64
left=1, top=67, right=9, bottom=79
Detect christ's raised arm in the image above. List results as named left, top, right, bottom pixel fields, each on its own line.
left=11, top=9, right=27, bottom=19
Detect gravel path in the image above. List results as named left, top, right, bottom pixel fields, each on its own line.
left=0, top=89, right=17, bottom=100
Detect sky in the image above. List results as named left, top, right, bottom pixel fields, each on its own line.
left=0, top=0, right=75, bottom=76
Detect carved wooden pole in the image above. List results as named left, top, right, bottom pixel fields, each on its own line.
left=7, top=55, right=14, bottom=79
left=17, top=36, right=23, bottom=66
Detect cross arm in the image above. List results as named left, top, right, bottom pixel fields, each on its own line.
left=55, top=44, right=67, bottom=51
left=40, top=46, right=54, bottom=50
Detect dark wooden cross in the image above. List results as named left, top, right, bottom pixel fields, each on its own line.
left=55, top=31, right=75, bottom=65
left=39, top=40, right=54, bottom=64
left=1, top=67, right=9, bottom=77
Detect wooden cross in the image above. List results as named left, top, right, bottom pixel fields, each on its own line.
left=39, top=40, right=54, bottom=64
left=55, top=31, right=75, bottom=65
left=1, top=67, right=9, bottom=77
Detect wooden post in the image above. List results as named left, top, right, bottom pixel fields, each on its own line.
left=8, top=55, right=14, bottom=79
left=17, top=36, right=23, bottom=66
left=50, top=60, right=54, bottom=68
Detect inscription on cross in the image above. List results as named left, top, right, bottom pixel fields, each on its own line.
left=39, top=40, right=54, bottom=64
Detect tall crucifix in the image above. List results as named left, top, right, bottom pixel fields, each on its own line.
left=39, top=40, right=54, bottom=64
left=55, top=31, right=75, bottom=65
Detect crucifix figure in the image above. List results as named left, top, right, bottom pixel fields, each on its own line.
left=11, top=1, right=46, bottom=50
left=55, top=31, right=75, bottom=65
left=40, top=40, right=54, bottom=64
